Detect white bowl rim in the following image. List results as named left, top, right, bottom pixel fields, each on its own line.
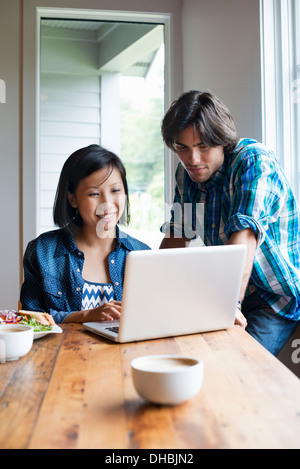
left=0, top=324, right=33, bottom=334
left=131, top=354, right=203, bottom=373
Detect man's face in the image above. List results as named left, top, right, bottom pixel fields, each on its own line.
left=174, top=126, right=224, bottom=183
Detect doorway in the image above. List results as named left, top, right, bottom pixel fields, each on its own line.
left=39, top=17, right=165, bottom=247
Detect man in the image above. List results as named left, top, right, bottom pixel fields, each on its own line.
left=160, top=89, right=300, bottom=356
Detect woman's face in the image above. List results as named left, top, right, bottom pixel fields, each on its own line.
left=68, top=166, right=126, bottom=237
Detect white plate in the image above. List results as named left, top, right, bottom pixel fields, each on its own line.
left=34, top=324, right=63, bottom=340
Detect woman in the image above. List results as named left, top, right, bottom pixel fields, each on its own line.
left=20, top=144, right=150, bottom=324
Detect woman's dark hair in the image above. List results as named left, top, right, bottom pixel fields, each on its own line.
left=161, top=90, right=239, bottom=154
left=53, top=144, right=130, bottom=231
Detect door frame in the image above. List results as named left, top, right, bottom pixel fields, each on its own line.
left=22, top=1, right=182, bottom=252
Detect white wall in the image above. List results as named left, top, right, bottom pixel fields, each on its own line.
left=0, top=0, right=21, bottom=309
left=40, top=25, right=102, bottom=233
left=182, top=0, right=262, bottom=141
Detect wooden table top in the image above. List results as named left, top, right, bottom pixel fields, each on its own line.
left=1, top=323, right=300, bottom=449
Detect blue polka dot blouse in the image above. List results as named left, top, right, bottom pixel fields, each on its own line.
left=20, top=226, right=150, bottom=323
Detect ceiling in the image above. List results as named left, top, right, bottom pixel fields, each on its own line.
left=41, top=18, right=164, bottom=77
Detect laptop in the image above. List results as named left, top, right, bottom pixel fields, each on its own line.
left=83, top=244, right=246, bottom=343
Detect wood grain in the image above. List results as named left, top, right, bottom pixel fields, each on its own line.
left=0, top=329, right=64, bottom=449
left=1, top=324, right=300, bottom=449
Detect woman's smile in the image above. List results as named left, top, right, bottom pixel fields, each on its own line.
left=96, top=211, right=117, bottom=221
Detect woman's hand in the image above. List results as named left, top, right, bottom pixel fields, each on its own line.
left=63, top=300, right=122, bottom=323
left=93, top=300, right=122, bottom=322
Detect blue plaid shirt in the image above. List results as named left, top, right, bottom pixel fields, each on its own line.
left=20, top=226, right=150, bottom=323
left=161, top=138, right=300, bottom=320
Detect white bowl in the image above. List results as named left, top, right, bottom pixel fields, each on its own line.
left=131, top=354, right=203, bottom=405
left=0, top=324, right=34, bottom=362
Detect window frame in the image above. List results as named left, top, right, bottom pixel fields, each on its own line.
left=260, top=0, right=299, bottom=198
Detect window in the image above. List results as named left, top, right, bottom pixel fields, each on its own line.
left=260, top=0, right=300, bottom=200
left=39, top=18, right=165, bottom=248
left=295, top=0, right=300, bottom=196
left=119, top=44, right=165, bottom=246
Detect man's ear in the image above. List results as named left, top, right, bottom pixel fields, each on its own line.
left=68, top=191, right=77, bottom=208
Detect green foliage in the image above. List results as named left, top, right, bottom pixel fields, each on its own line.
left=120, top=97, right=165, bottom=231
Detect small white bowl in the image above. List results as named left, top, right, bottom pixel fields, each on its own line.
left=131, top=354, right=203, bottom=405
left=0, top=324, right=34, bottom=362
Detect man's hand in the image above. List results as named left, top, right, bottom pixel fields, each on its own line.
left=160, top=233, right=189, bottom=249
left=234, top=308, right=247, bottom=329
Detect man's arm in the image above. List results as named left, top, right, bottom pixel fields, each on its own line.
left=229, top=228, right=258, bottom=328
left=160, top=233, right=190, bottom=249
left=229, top=228, right=258, bottom=301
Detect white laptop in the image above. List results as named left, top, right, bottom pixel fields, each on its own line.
left=83, top=245, right=246, bottom=343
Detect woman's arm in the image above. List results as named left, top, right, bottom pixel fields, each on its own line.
left=63, top=300, right=122, bottom=323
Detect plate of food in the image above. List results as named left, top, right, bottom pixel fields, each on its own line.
left=0, top=310, right=62, bottom=339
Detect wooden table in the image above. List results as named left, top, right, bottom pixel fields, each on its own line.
left=1, top=324, right=300, bottom=449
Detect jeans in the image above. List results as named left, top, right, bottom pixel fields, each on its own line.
left=242, top=292, right=299, bottom=356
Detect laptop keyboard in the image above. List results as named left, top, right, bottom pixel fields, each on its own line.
left=105, top=326, right=119, bottom=334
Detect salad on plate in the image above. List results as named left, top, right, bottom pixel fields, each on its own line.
left=0, top=309, right=59, bottom=335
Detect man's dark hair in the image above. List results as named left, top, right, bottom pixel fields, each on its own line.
left=161, top=90, right=239, bottom=154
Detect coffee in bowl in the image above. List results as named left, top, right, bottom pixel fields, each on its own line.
left=134, top=356, right=197, bottom=371
left=0, top=324, right=33, bottom=362
left=131, top=354, right=203, bottom=405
